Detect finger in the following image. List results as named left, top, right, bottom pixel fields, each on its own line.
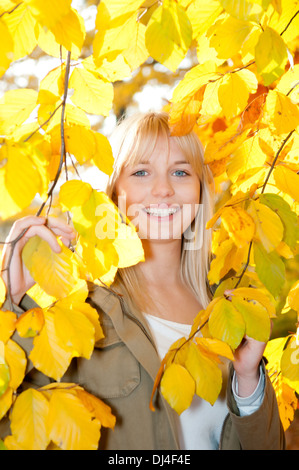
left=46, top=217, right=75, bottom=233
left=51, top=227, right=76, bottom=239
left=6, top=216, right=47, bottom=243
left=23, top=225, right=62, bottom=253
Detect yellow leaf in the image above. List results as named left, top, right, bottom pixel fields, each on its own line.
left=38, top=65, right=65, bottom=104
left=69, top=67, right=113, bottom=116
left=52, top=301, right=95, bottom=360
left=37, top=21, right=82, bottom=60
left=196, top=337, right=234, bottom=361
left=22, top=236, right=83, bottom=299
left=30, top=311, right=73, bottom=381
left=204, top=122, right=249, bottom=163
left=169, top=90, right=203, bottom=136
left=226, top=135, right=268, bottom=183
left=0, top=1, right=17, bottom=15
left=0, top=311, right=17, bottom=343
left=2, top=3, right=37, bottom=60
left=76, top=389, right=116, bottom=429
left=0, top=142, right=44, bottom=219
left=0, top=89, right=38, bottom=135
left=276, top=64, right=299, bottom=104
left=58, top=179, right=93, bottom=211
left=160, top=363, right=195, bottom=415
left=4, top=339, right=27, bottom=390
left=94, top=4, right=148, bottom=71
left=95, top=0, right=145, bottom=22
left=0, top=18, right=13, bottom=77
left=265, top=90, right=299, bottom=134
left=255, top=27, right=288, bottom=86
left=65, top=125, right=96, bottom=165
left=0, top=341, right=10, bottom=398
left=232, top=287, right=276, bottom=318
left=0, top=278, right=6, bottom=308
left=281, top=335, right=299, bottom=383
left=171, top=61, right=219, bottom=103
left=201, top=79, right=222, bottom=116
left=16, top=308, right=44, bottom=338
left=247, top=199, right=284, bottom=252
left=92, top=131, right=114, bottom=176
left=219, top=0, right=264, bottom=22
left=69, top=301, right=104, bottom=344
left=209, top=297, right=246, bottom=349
left=208, top=238, right=248, bottom=285
left=186, top=0, right=223, bottom=39
left=287, top=280, right=299, bottom=311
left=113, top=223, right=145, bottom=268
left=274, top=165, right=299, bottom=202
left=218, top=69, right=258, bottom=119
left=25, top=0, right=71, bottom=29
left=221, top=206, right=255, bottom=248
left=9, top=388, right=50, bottom=450
left=208, top=13, right=254, bottom=59
left=231, top=296, right=271, bottom=342
left=4, top=434, right=26, bottom=450
left=47, top=388, right=101, bottom=450
left=49, top=7, right=85, bottom=53
left=185, top=342, right=222, bottom=405
left=0, top=387, right=13, bottom=422
left=145, top=0, right=192, bottom=72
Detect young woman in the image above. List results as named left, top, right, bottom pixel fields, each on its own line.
left=0, top=112, right=285, bottom=450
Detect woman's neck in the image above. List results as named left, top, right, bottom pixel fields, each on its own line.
left=138, top=238, right=182, bottom=287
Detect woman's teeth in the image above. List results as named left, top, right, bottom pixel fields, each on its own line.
left=144, top=207, right=180, bottom=217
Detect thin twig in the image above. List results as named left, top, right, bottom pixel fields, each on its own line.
left=280, top=10, right=299, bottom=36
left=2, top=52, right=72, bottom=311
left=0, top=2, right=22, bottom=18
left=23, top=102, right=63, bottom=143
left=234, top=241, right=253, bottom=289
left=261, top=129, right=295, bottom=194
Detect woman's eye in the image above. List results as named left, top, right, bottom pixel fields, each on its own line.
left=173, top=170, right=188, bottom=177
left=132, top=170, right=148, bottom=177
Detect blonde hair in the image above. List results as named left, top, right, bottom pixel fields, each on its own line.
left=105, top=112, right=214, bottom=311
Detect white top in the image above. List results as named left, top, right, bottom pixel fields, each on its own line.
left=144, top=313, right=265, bottom=450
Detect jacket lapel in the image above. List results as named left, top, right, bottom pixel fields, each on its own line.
left=90, top=284, right=162, bottom=383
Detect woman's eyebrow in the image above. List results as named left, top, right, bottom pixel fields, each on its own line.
left=133, top=160, right=191, bottom=165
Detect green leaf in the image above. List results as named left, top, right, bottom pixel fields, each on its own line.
left=259, top=193, right=299, bottom=249
left=0, top=364, right=10, bottom=398
left=253, top=241, right=285, bottom=297
left=0, top=439, right=8, bottom=450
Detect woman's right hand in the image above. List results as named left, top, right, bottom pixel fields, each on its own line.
left=1, top=216, right=76, bottom=306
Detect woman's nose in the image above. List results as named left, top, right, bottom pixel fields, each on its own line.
left=151, top=175, right=175, bottom=198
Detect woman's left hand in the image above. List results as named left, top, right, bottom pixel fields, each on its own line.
left=233, top=335, right=266, bottom=397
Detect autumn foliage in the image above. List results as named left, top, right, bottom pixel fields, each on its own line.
left=0, top=0, right=299, bottom=450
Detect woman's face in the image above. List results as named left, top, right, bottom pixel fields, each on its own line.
left=114, top=136, right=201, bottom=241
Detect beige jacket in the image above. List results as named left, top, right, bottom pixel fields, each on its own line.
left=0, top=284, right=285, bottom=450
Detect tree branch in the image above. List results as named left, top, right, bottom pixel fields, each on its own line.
left=1, top=52, right=72, bottom=311
left=36, top=51, right=72, bottom=216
